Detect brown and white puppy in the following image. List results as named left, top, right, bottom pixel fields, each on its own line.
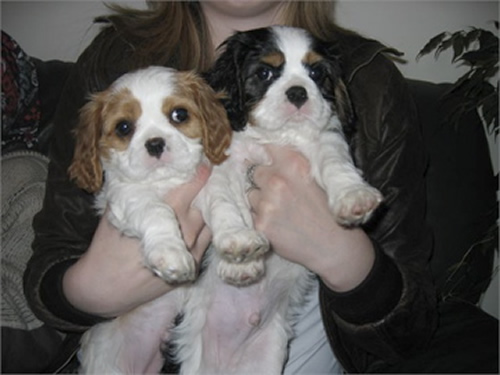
left=69, top=66, right=232, bottom=374
left=69, top=66, right=231, bottom=283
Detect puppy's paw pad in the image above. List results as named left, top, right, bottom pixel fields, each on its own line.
left=216, top=229, right=269, bottom=263
left=217, top=258, right=265, bottom=286
left=334, top=185, right=382, bottom=226
left=146, top=247, right=196, bottom=284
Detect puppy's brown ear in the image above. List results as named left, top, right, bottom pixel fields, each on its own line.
left=186, top=73, right=232, bottom=165
left=68, top=94, right=105, bottom=193
left=200, top=91, right=232, bottom=165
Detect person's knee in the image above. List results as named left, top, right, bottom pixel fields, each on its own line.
left=2, top=152, right=49, bottom=196
left=2, top=152, right=49, bottom=225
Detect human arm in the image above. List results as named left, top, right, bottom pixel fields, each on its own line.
left=62, top=164, right=212, bottom=318
left=322, top=50, right=436, bottom=371
left=247, top=145, right=376, bottom=293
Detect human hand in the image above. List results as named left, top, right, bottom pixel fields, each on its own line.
left=63, top=164, right=212, bottom=317
left=246, top=145, right=375, bottom=292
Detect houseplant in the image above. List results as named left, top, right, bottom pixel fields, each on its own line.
left=417, top=22, right=498, bottom=138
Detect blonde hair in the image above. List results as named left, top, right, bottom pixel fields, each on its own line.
left=280, top=1, right=344, bottom=41
left=98, top=1, right=344, bottom=72
left=98, top=1, right=213, bottom=71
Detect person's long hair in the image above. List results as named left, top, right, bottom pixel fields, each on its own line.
left=97, top=1, right=345, bottom=72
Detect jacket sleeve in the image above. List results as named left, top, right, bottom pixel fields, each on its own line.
left=319, top=48, right=437, bottom=372
left=23, top=27, right=133, bottom=332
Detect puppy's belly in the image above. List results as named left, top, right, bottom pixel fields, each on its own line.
left=198, top=273, right=289, bottom=373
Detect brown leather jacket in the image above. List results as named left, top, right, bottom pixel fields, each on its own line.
left=24, top=25, right=437, bottom=373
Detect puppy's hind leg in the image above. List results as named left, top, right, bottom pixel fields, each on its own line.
left=79, top=289, right=184, bottom=374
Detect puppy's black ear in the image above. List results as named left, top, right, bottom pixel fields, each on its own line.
left=321, top=42, right=356, bottom=138
left=204, top=33, right=249, bottom=131
left=334, top=78, right=355, bottom=138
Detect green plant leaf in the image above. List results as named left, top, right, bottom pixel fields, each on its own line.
left=416, top=32, right=449, bottom=60
left=464, top=28, right=482, bottom=49
left=435, top=35, right=454, bottom=59
left=460, top=49, right=496, bottom=66
left=452, top=33, right=466, bottom=62
left=479, top=29, right=499, bottom=51
left=418, top=24, right=499, bottom=138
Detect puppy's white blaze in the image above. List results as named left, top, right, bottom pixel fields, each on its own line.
left=273, top=26, right=312, bottom=76
left=116, top=68, right=176, bottom=132
left=113, top=66, right=177, bottom=99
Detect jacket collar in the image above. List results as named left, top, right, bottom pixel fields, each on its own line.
left=334, top=32, right=404, bottom=84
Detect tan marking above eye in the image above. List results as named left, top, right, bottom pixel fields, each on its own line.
left=261, top=51, right=285, bottom=67
left=304, top=51, right=324, bottom=66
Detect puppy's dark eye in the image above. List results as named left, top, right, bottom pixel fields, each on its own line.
left=115, top=120, right=133, bottom=137
left=256, top=66, right=274, bottom=82
left=170, top=108, right=189, bottom=124
left=308, top=65, right=325, bottom=83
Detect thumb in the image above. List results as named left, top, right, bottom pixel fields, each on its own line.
left=189, top=162, right=212, bottom=193
left=167, top=162, right=212, bottom=203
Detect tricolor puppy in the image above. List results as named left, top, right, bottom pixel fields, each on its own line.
left=168, top=26, right=384, bottom=373
left=197, top=25, right=383, bottom=286
left=69, top=66, right=231, bottom=284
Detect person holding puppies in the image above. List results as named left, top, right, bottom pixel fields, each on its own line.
left=20, top=1, right=498, bottom=373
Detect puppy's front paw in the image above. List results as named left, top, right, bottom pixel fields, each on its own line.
left=145, top=246, right=196, bottom=284
left=333, top=185, right=383, bottom=226
left=217, top=258, right=265, bottom=286
left=215, top=229, right=269, bottom=264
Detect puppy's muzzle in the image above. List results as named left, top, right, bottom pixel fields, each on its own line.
left=145, top=137, right=166, bottom=158
left=286, top=86, right=308, bottom=108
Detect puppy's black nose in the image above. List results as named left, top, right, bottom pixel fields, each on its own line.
left=286, top=86, right=308, bottom=108
left=145, top=137, right=166, bottom=158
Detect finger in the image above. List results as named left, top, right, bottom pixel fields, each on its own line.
left=261, top=144, right=286, bottom=163
left=243, top=162, right=262, bottom=205
left=246, top=180, right=262, bottom=214
left=166, top=162, right=212, bottom=205
left=193, top=162, right=212, bottom=185
left=181, top=206, right=206, bottom=247
left=263, top=144, right=310, bottom=178
left=190, top=225, right=212, bottom=261
left=183, top=162, right=212, bottom=197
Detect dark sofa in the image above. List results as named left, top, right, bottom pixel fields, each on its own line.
left=1, top=52, right=498, bottom=372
